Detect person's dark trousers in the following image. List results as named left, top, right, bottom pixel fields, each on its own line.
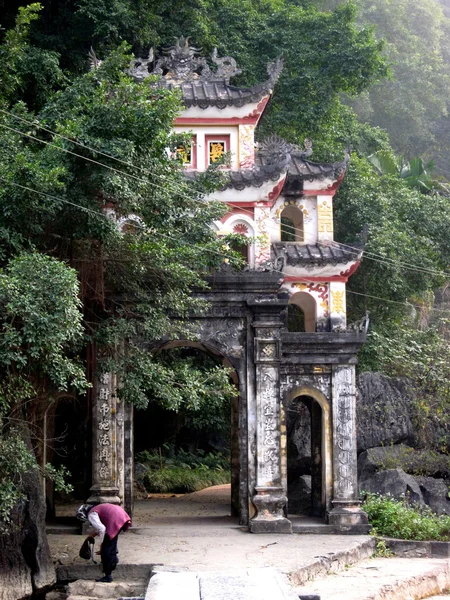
left=100, top=533, right=119, bottom=576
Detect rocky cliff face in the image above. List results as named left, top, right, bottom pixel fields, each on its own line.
left=0, top=427, right=55, bottom=600
left=356, top=372, right=450, bottom=515
left=356, top=372, right=414, bottom=453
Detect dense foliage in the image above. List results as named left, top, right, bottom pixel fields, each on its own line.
left=311, top=0, right=450, bottom=178
left=1, top=0, right=450, bottom=528
left=136, top=445, right=230, bottom=493
left=0, top=5, right=238, bottom=529
left=363, top=493, right=450, bottom=541
left=0, top=253, right=84, bottom=530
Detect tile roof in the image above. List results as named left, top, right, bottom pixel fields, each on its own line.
left=287, top=153, right=348, bottom=182
left=129, top=39, right=283, bottom=109
left=157, top=79, right=276, bottom=109
left=271, top=242, right=361, bottom=267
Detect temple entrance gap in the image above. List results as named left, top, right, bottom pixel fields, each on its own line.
left=286, top=394, right=329, bottom=519
left=133, top=341, right=240, bottom=519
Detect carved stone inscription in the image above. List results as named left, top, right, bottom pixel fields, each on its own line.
left=95, top=372, right=114, bottom=482
left=332, top=365, right=357, bottom=500
left=256, top=367, right=281, bottom=485
left=197, top=318, right=245, bottom=357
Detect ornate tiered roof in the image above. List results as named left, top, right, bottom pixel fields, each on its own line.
left=127, top=39, right=350, bottom=195
left=225, top=136, right=349, bottom=190
left=129, top=37, right=282, bottom=109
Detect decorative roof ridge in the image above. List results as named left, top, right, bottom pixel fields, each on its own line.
left=272, top=240, right=362, bottom=265
left=318, top=239, right=363, bottom=259
left=286, top=148, right=350, bottom=183
left=126, top=38, right=283, bottom=109
left=291, top=149, right=349, bottom=171
left=128, top=37, right=282, bottom=87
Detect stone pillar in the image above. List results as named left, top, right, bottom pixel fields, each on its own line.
left=328, top=365, right=369, bottom=531
left=87, top=369, right=121, bottom=505
left=249, top=301, right=291, bottom=533
left=329, top=281, right=347, bottom=331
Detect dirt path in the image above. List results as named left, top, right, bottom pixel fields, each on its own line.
left=48, top=485, right=372, bottom=575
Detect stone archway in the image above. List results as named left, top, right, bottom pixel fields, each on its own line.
left=86, top=272, right=369, bottom=533
left=285, top=387, right=332, bottom=518
left=141, top=339, right=242, bottom=519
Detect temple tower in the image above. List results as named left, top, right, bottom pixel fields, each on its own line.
left=89, top=39, right=369, bottom=533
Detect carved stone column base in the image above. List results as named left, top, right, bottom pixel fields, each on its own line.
left=327, top=500, right=371, bottom=533
left=249, top=486, right=292, bottom=534
left=87, top=485, right=121, bottom=506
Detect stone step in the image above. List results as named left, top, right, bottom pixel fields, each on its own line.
left=290, top=517, right=370, bottom=535
left=56, top=563, right=154, bottom=583
left=145, top=568, right=299, bottom=600
left=66, top=578, right=147, bottom=600
left=294, top=557, right=450, bottom=600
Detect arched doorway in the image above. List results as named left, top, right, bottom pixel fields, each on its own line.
left=280, top=205, right=304, bottom=242
left=134, top=340, right=241, bottom=518
left=285, top=388, right=332, bottom=520
left=288, top=292, right=316, bottom=332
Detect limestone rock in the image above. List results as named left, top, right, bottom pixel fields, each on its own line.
left=358, top=445, right=412, bottom=480
left=21, top=466, right=57, bottom=593
left=286, top=401, right=311, bottom=479
left=356, top=373, right=414, bottom=453
left=416, top=476, right=450, bottom=516
left=359, top=467, right=424, bottom=506
left=68, top=579, right=146, bottom=599
left=0, top=426, right=56, bottom=600
left=134, top=462, right=147, bottom=481
left=45, top=591, right=66, bottom=600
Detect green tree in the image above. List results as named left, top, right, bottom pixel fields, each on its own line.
left=1, top=1, right=388, bottom=146
left=0, top=3, right=65, bottom=110
left=368, top=151, right=450, bottom=194
left=349, top=0, right=450, bottom=175
left=0, top=10, right=238, bottom=533
left=335, top=154, right=450, bottom=315
left=0, top=253, right=87, bottom=531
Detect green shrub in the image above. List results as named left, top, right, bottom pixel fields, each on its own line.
left=136, top=445, right=231, bottom=493
left=136, top=444, right=230, bottom=471
left=143, top=466, right=230, bottom=494
left=362, top=493, right=450, bottom=541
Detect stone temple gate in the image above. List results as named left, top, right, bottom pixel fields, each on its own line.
left=86, top=39, right=370, bottom=533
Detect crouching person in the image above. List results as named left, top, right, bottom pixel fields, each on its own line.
left=77, top=503, right=131, bottom=583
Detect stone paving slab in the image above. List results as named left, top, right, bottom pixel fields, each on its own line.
left=145, top=569, right=298, bottom=600
left=67, top=579, right=146, bottom=600
left=295, top=557, right=450, bottom=600
left=50, top=489, right=374, bottom=578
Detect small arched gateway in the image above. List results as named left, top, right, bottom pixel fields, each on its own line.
left=86, top=39, right=370, bottom=534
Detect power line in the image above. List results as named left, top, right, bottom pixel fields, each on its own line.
left=0, top=108, right=157, bottom=178
left=0, top=176, right=239, bottom=264
left=0, top=112, right=223, bottom=216
left=0, top=122, right=158, bottom=186
left=2, top=109, right=450, bottom=279
left=0, top=176, right=105, bottom=218
left=2, top=174, right=449, bottom=317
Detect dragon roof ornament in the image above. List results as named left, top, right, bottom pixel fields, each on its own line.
left=129, top=37, right=282, bottom=88
left=129, top=37, right=244, bottom=83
